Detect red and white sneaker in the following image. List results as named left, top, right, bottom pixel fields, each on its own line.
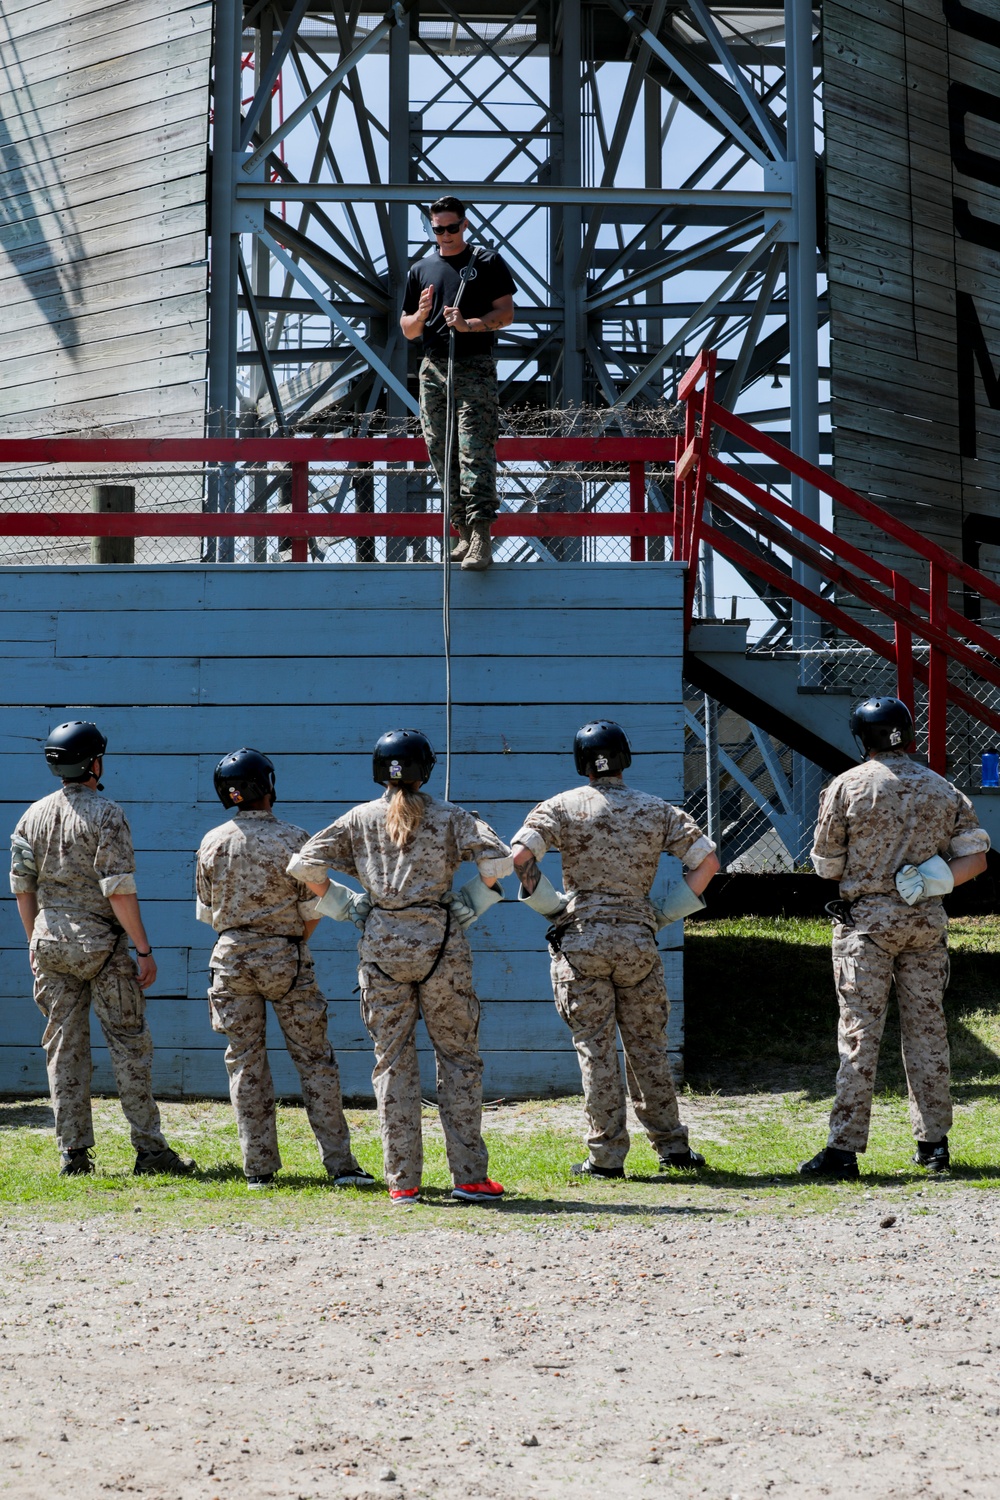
left=389, top=1186, right=420, bottom=1205
left=451, top=1179, right=504, bottom=1203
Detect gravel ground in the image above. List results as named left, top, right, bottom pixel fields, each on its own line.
left=2, top=1193, right=1000, bottom=1499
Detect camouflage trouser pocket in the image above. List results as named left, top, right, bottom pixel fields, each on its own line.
left=93, top=968, right=144, bottom=1033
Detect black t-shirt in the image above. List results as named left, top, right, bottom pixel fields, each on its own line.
left=402, top=245, right=516, bottom=360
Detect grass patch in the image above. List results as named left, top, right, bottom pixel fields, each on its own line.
left=3, top=917, right=1000, bottom=1229
left=685, top=914, right=1000, bottom=1094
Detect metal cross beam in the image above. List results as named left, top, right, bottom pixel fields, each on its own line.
left=208, top=0, right=822, bottom=436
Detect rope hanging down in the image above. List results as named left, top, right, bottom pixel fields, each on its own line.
left=441, top=257, right=478, bottom=801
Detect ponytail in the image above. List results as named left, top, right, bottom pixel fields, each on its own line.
left=385, top=783, right=428, bottom=849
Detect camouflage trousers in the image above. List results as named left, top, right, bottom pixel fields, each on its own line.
left=31, top=932, right=167, bottom=1155
left=359, top=922, right=489, bottom=1191
left=208, top=935, right=358, bottom=1179
left=550, top=919, right=688, bottom=1169
left=419, top=353, right=499, bottom=527
left=828, top=899, right=952, bottom=1152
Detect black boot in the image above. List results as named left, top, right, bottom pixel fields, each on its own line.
left=798, top=1145, right=860, bottom=1180
left=60, top=1147, right=95, bottom=1177
left=914, top=1137, right=950, bottom=1172
left=571, top=1160, right=625, bottom=1180
left=134, top=1147, right=197, bottom=1177
left=657, top=1149, right=706, bottom=1170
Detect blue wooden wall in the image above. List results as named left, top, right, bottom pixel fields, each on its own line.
left=0, top=563, right=686, bottom=1101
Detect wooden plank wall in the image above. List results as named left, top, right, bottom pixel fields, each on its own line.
left=824, top=0, right=1000, bottom=577
left=0, top=563, right=688, bottom=1102
left=0, top=0, right=212, bottom=437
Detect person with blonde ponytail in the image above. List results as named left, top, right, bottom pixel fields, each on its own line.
left=288, top=730, right=512, bottom=1205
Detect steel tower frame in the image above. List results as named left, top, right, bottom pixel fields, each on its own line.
left=207, top=0, right=822, bottom=453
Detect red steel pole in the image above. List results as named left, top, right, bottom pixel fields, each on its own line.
left=629, top=462, right=645, bottom=562
left=290, top=462, right=308, bottom=562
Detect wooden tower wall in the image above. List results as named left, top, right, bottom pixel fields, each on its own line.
left=0, top=563, right=686, bottom=1100
left=825, top=0, right=1000, bottom=578
left=0, top=0, right=212, bottom=437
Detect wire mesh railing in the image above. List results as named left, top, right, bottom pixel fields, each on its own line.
left=0, top=436, right=678, bottom=566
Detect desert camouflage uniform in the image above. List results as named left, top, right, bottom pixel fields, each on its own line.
left=513, top=779, right=715, bottom=1170
left=419, top=354, right=499, bottom=528
left=197, top=810, right=361, bottom=1180
left=811, top=751, right=990, bottom=1152
left=289, top=796, right=512, bottom=1191
left=9, top=784, right=168, bottom=1155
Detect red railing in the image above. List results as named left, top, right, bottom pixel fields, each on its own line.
left=674, top=349, right=1000, bottom=773
left=0, top=436, right=675, bottom=563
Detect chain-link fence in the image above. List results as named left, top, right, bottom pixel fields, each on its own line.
left=683, top=681, right=800, bottom=872
left=0, top=459, right=677, bottom=566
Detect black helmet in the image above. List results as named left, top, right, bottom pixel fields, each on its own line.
left=44, top=721, right=107, bottom=781
left=372, top=729, right=436, bottom=787
left=213, top=747, right=276, bottom=809
left=849, top=697, right=914, bottom=754
left=574, top=720, right=632, bottom=777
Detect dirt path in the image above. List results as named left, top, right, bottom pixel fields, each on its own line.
left=2, top=1193, right=999, bottom=1499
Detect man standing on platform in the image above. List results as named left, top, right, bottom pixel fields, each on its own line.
left=10, top=721, right=195, bottom=1178
left=400, top=194, right=515, bottom=573
left=801, top=696, right=989, bottom=1179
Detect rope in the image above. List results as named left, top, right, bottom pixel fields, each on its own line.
left=442, top=327, right=454, bottom=801
left=440, top=257, right=477, bottom=803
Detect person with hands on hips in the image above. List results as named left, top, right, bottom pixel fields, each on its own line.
left=400, top=193, right=515, bottom=573
left=511, top=720, right=719, bottom=1181
left=287, top=729, right=513, bottom=1205
left=801, top=696, right=989, bottom=1180
left=196, top=748, right=370, bottom=1192
left=10, top=721, right=195, bottom=1179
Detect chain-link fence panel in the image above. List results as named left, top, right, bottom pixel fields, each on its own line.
left=683, top=682, right=802, bottom=872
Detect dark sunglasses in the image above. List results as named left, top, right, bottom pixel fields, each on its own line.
left=431, top=221, right=464, bottom=235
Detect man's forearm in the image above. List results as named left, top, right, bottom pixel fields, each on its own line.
left=16, top=892, right=38, bottom=944
left=950, top=851, right=988, bottom=888
left=108, top=892, right=152, bottom=951
left=464, top=310, right=513, bottom=334
left=400, top=313, right=426, bottom=341
left=684, top=852, right=721, bottom=897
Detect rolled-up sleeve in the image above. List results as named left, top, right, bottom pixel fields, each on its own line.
left=512, top=799, right=562, bottom=860
left=456, top=812, right=513, bottom=881
left=949, top=791, right=991, bottom=857
left=287, top=816, right=358, bottom=884
left=94, top=807, right=137, bottom=895
left=811, top=784, right=848, bottom=880
left=661, top=805, right=715, bottom=867
left=9, top=827, right=37, bottom=894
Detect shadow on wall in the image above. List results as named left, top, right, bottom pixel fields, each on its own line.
left=0, top=13, right=83, bottom=351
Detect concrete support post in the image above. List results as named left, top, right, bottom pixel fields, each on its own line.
left=91, top=486, right=135, bottom=565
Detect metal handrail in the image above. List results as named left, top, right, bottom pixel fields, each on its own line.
left=675, top=350, right=1000, bottom=772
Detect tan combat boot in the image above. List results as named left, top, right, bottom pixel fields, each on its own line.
left=450, top=523, right=471, bottom=562
left=461, top=522, right=493, bottom=571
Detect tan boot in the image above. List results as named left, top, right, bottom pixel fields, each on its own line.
left=450, top=523, right=471, bottom=562
left=461, top=522, right=493, bottom=571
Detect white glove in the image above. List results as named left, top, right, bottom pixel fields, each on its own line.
left=10, top=834, right=36, bottom=879
left=448, top=875, right=503, bottom=929
left=316, top=881, right=371, bottom=929
left=517, top=872, right=569, bottom=919
left=895, top=855, right=954, bottom=906
left=651, top=880, right=707, bottom=930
